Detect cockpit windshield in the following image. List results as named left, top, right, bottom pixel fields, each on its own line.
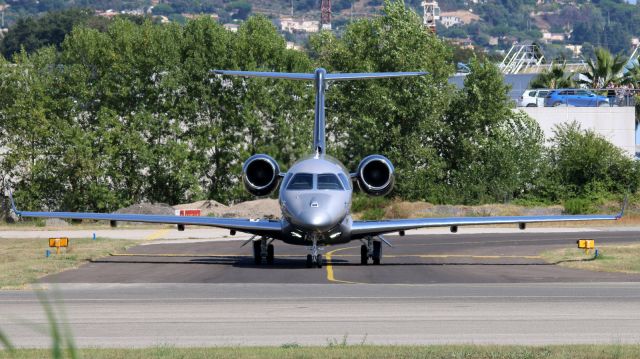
left=287, top=173, right=313, bottom=190
left=317, top=173, right=344, bottom=190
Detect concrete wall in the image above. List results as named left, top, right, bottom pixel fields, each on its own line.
left=517, top=107, right=636, bottom=156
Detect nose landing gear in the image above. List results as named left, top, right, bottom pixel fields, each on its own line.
left=360, top=237, right=382, bottom=265
left=306, top=235, right=323, bottom=268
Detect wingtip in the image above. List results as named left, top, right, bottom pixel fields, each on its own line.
left=6, top=188, right=19, bottom=215
left=616, top=194, right=629, bottom=219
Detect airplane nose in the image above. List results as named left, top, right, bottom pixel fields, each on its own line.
left=300, top=210, right=333, bottom=232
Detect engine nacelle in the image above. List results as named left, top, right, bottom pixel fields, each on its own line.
left=356, top=155, right=395, bottom=196
left=242, top=154, right=281, bottom=197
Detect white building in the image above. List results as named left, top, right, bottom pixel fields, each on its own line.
left=223, top=23, right=239, bottom=32
left=542, top=32, right=565, bottom=42
left=440, top=15, right=461, bottom=28
left=439, top=10, right=480, bottom=27
left=278, top=17, right=319, bottom=33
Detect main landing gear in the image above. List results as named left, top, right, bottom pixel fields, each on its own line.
left=360, top=237, right=381, bottom=265
left=306, top=235, right=323, bottom=268
left=253, top=238, right=274, bottom=265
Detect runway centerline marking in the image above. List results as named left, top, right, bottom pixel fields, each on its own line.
left=144, top=229, right=171, bottom=241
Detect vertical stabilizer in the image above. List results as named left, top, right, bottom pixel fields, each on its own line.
left=313, top=68, right=327, bottom=155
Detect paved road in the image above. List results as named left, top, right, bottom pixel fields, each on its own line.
left=1, top=230, right=640, bottom=347
left=43, top=231, right=640, bottom=284
left=2, top=283, right=640, bottom=347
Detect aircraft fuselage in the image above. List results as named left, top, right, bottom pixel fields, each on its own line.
left=279, top=154, right=353, bottom=245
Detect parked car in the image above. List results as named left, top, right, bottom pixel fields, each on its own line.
left=544, top=89, right=609, bottom=107
left=519, top=89, right=550, bottom=107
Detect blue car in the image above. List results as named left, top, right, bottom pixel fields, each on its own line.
left=544, top=89, right=609, bottom=107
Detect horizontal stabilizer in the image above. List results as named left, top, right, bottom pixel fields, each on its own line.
left=325, top=72, right=428, bottom=80
left=210, top=70, right=315, bottom=81
left=210, top=70, right=428, bottom=81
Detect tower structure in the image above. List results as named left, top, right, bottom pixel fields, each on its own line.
left=321, top=0, right=332, bottom=31
left=421, top=0, right=440, bottom=33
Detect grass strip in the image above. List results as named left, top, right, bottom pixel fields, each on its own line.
left=0, top=237, right=136, bottom=289
left=1, top=345, right=640, bottom=359
left=541, top=244, right=640, bottom=274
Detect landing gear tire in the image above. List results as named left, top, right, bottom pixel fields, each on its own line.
left=266, top=244, right=274, bottom=265
left=360, top=245, right=368, bottom=265
left=372, top=241, right=382, bottom=265
left=317, top=254, right=323, bottom=268
left=306, top=254, right=313, bottom=268
left=253, top=241, right=262, bottom=265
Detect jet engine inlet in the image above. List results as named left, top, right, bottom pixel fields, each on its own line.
left=243, top=154, right=281, bottom=196
left=356, top=155, right=395, bottom=196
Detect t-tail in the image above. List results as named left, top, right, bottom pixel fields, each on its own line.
left=211, top=68, right=427, bottom=155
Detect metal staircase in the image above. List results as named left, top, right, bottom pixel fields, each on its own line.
left=499, top=43, right=545, bottom=74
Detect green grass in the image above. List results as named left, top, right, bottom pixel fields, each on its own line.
left=1, top=345, right=640, bottom=359
left=0, top=237, right=136, bottom=289
left=541, top=244, right=640, bottom=274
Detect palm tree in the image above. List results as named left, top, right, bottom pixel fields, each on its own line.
left=623, top=63, right=640, bottom=87
left=580, top=47, right=628, bottom=89
left=530, top=63, right=575, bottom=89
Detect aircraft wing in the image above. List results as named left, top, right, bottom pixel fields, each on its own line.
left=350, top=202, right=626, bottom=237
left=8, top=192, right=281, bottom=237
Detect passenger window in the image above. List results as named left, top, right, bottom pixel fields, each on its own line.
left=538, top=91, right=548, bottom=97
left=567, top=90, right=575, bottom=95
left=559, top=91, right=567, bottom=95
left=317, top=174, right=344, bottom=190
left=287, top=173, right=313, bottom=190
left=528, top=91, right=536, bottom=97
left=577, top=90, right=588, bottom=95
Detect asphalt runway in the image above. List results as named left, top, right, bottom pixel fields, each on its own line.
left=3, top=229, right=640, bottom=347
left=43, top=231, right=640, bottom=284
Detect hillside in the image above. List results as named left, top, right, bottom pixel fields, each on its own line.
left=1, top=0, right=639, bottom=57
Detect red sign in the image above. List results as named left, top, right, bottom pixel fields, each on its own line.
left=177, top=209, right=201, bottom=216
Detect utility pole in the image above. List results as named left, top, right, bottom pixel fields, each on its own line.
left=321, top=0, right=331, bottom=31
left=421, top=0, right=440, bottom=33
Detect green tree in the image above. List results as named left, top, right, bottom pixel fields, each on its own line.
left=442, top=57, right=544, bottom=203
left=545, top=122, right=638, bottom=199
left=0, top=9, right=95, bottom=59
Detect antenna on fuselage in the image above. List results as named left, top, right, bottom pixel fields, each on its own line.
left=210, top=68, right=428, bottom=155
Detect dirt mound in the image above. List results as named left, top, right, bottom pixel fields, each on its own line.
left=115, top=203, right=175, bottom=216
left=174, top=198, right=281, bottom=219
left=224, top=199, right=280, bottom=219
left=174, top=200, right=229, bottom=216
left=384, top=201, right=563, bottom=219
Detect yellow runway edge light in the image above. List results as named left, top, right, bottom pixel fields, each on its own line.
left=577, top=239, right=595, bottom=255
left=577, top=239, right=595, bottom=249
left=49, top=237, right=69, bottom=254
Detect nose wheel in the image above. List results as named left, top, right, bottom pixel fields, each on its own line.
left=306, top=235, right=323, bottom=268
